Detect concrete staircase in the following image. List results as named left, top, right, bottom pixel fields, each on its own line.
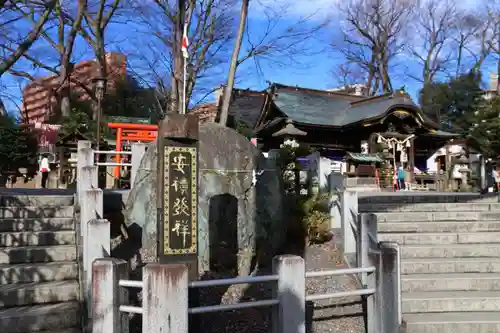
left=359, top=193, right=500, bottom=333
left=0, top=194, right=80, bottom=333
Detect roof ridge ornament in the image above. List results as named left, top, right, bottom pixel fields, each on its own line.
left=272, top=119, right=307, bottom=137
left=392, top=89, right=412, bottom=102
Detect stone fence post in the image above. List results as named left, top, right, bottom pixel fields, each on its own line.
left=328, top=173, right=345, bottom=230
left=86, top=218, right=110, bottom=318
left=130, top=143, right=146, bottom=188
left=77, top=141, right=94, bottom=206
left=143, top=264, right=189, bottom=333
left=379, top=242, right=402, bottom=333
left=81, top=188, right=103, bottom=268
left=359, top=213, right=380, bottom=333
left=340, top=189, right=358, bottom=256
left=81, top=188, right=106, bottom=318
left=91, top=258, right=129, bottom=333
left=272, top=255, right=306, bottom=333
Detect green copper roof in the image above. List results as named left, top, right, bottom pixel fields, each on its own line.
left=272, top=89, right=424, bottom=127
left=346, top=152, right=384, bottom=163
left=432, top=130, right=459, bottom=137
left=273, top=90, right=352, bottom=126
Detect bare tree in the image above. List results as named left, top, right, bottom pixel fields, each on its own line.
left=77, top=0, right=123, bottom=119
left=130, top=0, right=234, bottom=114
left=7, top=0, right=86, bottom=118
left=331, top=63, right=367, bottom=90
left=235, top=3, right=328, bottom=71
left=0, top=0, right=57, bottom=77
left=408, top=0, right=458, bottom=85
left=337, top=0, right=416, bottom=95
left=218, top=1, right=328, bottom=124
left=131, top=0, right=328, bottom=117
left=453, top=8, right=497, bottom=76
left=218, top=0, right=248, bottom=125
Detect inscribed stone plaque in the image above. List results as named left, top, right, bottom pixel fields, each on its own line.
left=163, top=146, right=198, bottom=255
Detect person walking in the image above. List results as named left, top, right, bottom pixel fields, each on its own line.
left=39, top=154, right=50, bottom=188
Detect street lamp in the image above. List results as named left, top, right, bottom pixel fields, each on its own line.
left=93, top=77, right=107, bottom=151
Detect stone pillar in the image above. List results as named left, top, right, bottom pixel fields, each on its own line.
left=328, top=173, right=344, bottom=230
left=81, top=188, right=104, bottom=302
left=91, top=258, right=129, bottom=333
left=272, top=255, right=306, bottom=333
left=131, top=143, right=147, bottom=188
left=77, top=141, right=94, bottom=206
left=307, top=152, right=320, bottom=194
left=86, top=218, right=111, bottom=317
left=341, top=189, right=358, bottom=257
left=480, top=155, right=486, bottom=191
left=157, top=114, right=200, bottom=333
left=142, top=264, right=189, bottom=333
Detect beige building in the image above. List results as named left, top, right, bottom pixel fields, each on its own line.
left=21, top=53, right=127, bottom=124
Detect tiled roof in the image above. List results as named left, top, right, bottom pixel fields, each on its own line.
left=228, top=89, right=266, bottom=128
left=271, top=85, right=427, bottom=127
left=190, top=103, right=217, bottom=123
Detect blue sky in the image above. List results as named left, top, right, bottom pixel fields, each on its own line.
left=0, top=0, right=496, bottom=116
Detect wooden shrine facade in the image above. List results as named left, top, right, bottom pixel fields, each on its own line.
left=222, top=84, right=459, bottom=183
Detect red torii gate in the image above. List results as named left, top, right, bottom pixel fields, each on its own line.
left=107, top=122, right=159, bottom=178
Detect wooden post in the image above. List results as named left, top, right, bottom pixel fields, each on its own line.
left=272, top=255, right=306, bottom=333
left=157, top=113, right=200, bottom=333
left=92, top=258, right=129, bottom=333
left=142, top=264, right=188, bottom=333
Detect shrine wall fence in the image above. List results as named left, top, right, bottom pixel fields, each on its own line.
left=75, top=140, right=147, bottom=320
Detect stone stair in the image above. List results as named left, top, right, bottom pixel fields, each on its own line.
left=0, top=194, right=80, bottom=333
left=359, top=193, right=500, bottom=333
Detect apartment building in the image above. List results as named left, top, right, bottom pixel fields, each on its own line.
left=21, top=53, right=127, bottom=124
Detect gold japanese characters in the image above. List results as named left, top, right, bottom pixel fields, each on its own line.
left=163, top=146, right=198, bottom=255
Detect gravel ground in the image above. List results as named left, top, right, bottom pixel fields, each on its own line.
left=194, top=240, right=365, bottom=333
left=124, top=234, right=365, bottom=333
left=305, top=242, right=365, bottom=333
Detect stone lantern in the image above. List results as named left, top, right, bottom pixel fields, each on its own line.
left=272, top=119, right=308, bottom=193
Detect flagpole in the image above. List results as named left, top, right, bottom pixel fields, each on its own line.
left=181, top=4, right=191, bottom=115
left=182, top=57, right=187, bottom=115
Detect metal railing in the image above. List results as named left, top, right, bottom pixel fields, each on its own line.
left=114, top=265, right=377, bottom=317
left=94, top=150, right=132, bottom=167
left=90, top=253, right=391, bottom=333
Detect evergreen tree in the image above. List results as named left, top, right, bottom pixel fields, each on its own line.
left=469, top=96, right=500, bottom=158
left=419, top=72, right=483, bottom=133
left=0, top=115, right=38, bottom=174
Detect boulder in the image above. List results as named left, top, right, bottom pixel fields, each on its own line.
left=125, top=123, right=286, bottom=276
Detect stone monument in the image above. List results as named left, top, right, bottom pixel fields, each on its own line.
left=125, top=123, right=286, bottom=276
